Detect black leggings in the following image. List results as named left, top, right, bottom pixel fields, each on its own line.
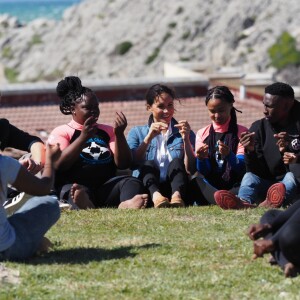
left=261, top=200, right=300, bottom=268
left=139, top=158, right=188, bottom=202
left=192, top=177, right=240, bottom=205
left=59, top=176, right=145, bottom=208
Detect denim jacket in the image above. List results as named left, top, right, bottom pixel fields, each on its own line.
left=127, top=116, right=196, bottom=178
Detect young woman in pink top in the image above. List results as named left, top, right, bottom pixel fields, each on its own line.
left=48, top=76, right=148, bottom=209
left=193, top=86, right=248, bottom=205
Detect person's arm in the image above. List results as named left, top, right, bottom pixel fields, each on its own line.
left=30, top=142, right=46, bottom=166
left=50, top=117, right=97, bottom=170
left=174, top=120, right=196, bottom=175
left=12, top=144, right=61, bottom=195
left=113, top=112, right=132, bottom=169
left=3, top=120, right=43, bottom=152
left=127, top=122, right=168, bottom=163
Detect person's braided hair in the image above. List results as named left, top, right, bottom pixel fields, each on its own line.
left=56, top=76, right=92, bottom=115
left=205, top=86, right=242, bottom=183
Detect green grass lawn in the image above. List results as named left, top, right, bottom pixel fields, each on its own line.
left=1, top=206, right=299, bottom=299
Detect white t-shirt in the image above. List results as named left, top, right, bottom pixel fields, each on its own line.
left=0, top=155, right=20, bottom=251
left=154, top=123, right=172, bottom=182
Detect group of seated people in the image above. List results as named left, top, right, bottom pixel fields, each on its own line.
left=1, top=77, right=300, bottom=276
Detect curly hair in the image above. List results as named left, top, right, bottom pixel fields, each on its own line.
left=56, top=76, right=93, bottom=115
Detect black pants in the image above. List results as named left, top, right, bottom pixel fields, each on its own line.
left=139, top=158, right=188, bottom=204
left=191, top=176, right=240, bottom=205
left=60, top=176, right=145, bottom=208
left=261, top=200, right=300, bottom=269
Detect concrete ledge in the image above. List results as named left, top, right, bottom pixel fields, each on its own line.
left=0, top=76, right=209, bottom=106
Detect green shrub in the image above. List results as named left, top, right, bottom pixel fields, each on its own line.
left=4, top=67, right=18, bottom=83
left=168, top=22, right=177, bottom=29
left=182, top=30, right=190, bottom=40
left=268, top=31, right=300, bottom=70
left=161, top=32, right=172, bottom=45
left=145, top=47, right=160, bottom=64
left=115, top=41, right=133, bottom=55
left=2, top=46, right=13, bottom=59
left=29, top=34, right=42, bottom=47
left=176, top=6, right=184, bottom=14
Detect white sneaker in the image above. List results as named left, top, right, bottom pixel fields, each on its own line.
left=4, top=192, right=32, bottom=216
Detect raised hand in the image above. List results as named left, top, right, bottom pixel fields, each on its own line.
left=174, top=120, right=191, bottom=141
left=46, top=143, right=61, bottom=163
left=114, top=111, right=127, bottom=136
left=240, top=131, right=255, bottom=152
left=218, top=140, right=230, bottom=157
left=274, top=132, right=289, bottom=153
left=80, top=116, right=98, bottom=140
left=144, top=122, right=168, bottom=144
left=283, top=152, right=298, bottom=164
left=196, top=144, right=209, bottom=160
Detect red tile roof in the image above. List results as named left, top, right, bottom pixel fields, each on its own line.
left=1, top=95, right=263, bottom=157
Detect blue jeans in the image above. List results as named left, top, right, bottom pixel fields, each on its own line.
left=0, top=195, right=60, bottom=261
left=238, top=172, right=297, bottom=204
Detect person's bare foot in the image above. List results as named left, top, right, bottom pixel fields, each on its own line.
left=284, top=262, right=298, bottom=277
left=70, top=183, right=95, bottom=209
left=36, top=237, right=53, bottom=255
left=118, top=194, right=148, bottom=209
left=253, top=239, right=275, bottom=259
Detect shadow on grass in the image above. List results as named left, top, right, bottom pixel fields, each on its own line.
left=24, top=243, right=161, bottom=265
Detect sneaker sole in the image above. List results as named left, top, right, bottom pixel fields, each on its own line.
left=265, top=183, right=286, bottom=208
left=4, top=192, right=32, bottom=216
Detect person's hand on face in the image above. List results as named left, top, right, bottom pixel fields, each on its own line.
left=114, top=111, right=127, bottom=136
left=174, top=120, right=191, bottom=141
left=240, top=131, right=255, bottom=152
left=196, top=144, right=209, bottom=160
left=80, top=116, right=98, bottom=140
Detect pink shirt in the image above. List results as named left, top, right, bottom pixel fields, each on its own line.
left=48, top=119, right=116, bottom=153
left=196, top=118, right=248, bottom=156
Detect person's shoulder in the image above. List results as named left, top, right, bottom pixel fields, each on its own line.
left=249, top=119, right=264, bottom=131
left=237, top=124, right=248, bottom=132
left=196, top=124, right=211, bottom=136
left=0, top=118, right=10, bottom=128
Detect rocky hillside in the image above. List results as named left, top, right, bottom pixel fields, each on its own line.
left=1, top=0, right=300, bottom=84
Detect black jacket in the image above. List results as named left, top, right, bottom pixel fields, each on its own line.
left=245, top=101, right=300, bottom=181
left=0, top=118, right=43, bottom=151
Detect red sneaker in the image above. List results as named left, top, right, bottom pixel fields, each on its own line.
left=259, top=183, right=286, bottom=208
left=214, top=190, right=255, bottom=210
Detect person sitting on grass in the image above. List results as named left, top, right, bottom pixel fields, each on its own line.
left=248, top=200, right=300, bottom=277
left=0, top=143, right=61, bottom=261
left=193, top=86, right=248, bottom=206
left=127, top=84, right=196, bottom=208
left=48, top=76, right=148, bottom=209
left=0, top=118, right=45, bottom=175
left=214, top=82, right=300, bottom=209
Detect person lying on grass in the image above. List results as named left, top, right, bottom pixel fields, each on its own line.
left=48, top=76, right=148, bottom=209
left=0, top=143, right=61, bottom=261
left=248, top=200, right=300, bottom=277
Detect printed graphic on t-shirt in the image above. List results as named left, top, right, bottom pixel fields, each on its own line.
left=80, top=137, right=112, bottom=164
left=290, top=135, right=300, bottom=152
